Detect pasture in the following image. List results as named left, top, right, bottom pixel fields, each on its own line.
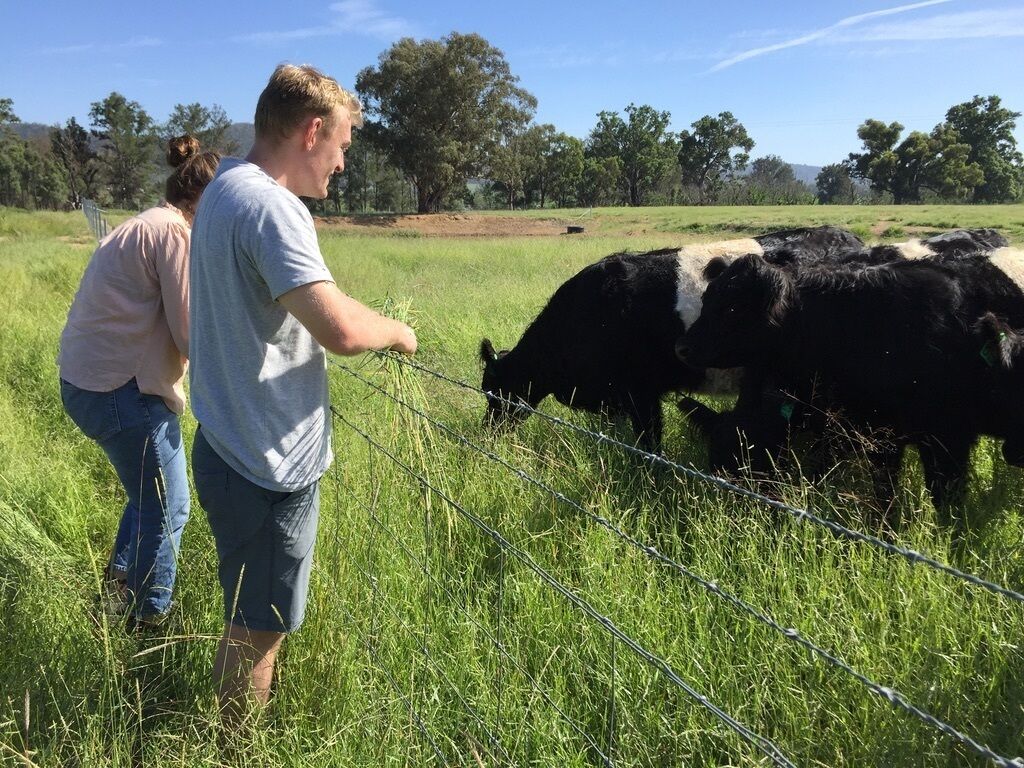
left=2, top=204, right=1024, bottom=766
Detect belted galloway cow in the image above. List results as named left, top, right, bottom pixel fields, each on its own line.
left=676, top=247, right=1024, bottom=519
left=479, top=226, right=863, bottom=449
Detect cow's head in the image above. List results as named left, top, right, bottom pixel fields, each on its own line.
left=479, top=338, right=532, bottom=429
left=675, top=254, right=795, bottom=369
left=974, top=313, right=1024, bottom=466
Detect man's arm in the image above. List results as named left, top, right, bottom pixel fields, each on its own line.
left=278, top=281, right=417, bottom=356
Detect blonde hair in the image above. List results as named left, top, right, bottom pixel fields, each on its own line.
left=254, top=63, right=363, bottom=142
left=165, top=135, right=220, bottom=218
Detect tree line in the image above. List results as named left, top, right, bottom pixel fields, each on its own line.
left=0, top=95, right=238, bottom=211
left=2, top=32, right=1021, bottom=213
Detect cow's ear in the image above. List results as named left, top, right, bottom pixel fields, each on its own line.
left=678, top=396, right=719, bottom=435
left=750, top=255, right=795, bottom=327
left=975, top=312, right=1019, bottom=369
left=702, top=256, right=729, bottom=281
left=480, top=338, right=499, bottom=364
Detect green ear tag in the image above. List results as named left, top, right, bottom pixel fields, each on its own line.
left=779, top=402, right=795, bottom=422
left=980, top=342, right=997, bottom=368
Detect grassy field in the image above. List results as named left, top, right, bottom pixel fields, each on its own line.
left=1, top=204, right=1024, bottom=766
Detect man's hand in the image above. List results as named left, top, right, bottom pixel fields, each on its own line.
left=391, top=324, right=417, bottom=355
left=278, top=281, right=418, bottom=357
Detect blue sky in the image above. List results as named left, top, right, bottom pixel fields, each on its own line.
left=4, top=0, right=1023, bottom=166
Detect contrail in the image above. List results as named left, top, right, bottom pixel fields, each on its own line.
left=709, top=0, right=953, bottom=72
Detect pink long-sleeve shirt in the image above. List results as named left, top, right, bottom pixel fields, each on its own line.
left=58, top=202, right=191, bottom=414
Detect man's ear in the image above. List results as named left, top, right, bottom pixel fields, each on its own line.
left=303, top=116, right=324, bottom=151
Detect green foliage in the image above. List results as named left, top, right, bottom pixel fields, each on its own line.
left=162, top=102, right=238, bottom=155
left=677, top=111, right=755, bottom=204
left=322, top=143, right=416, bottom=214
left=747, top=154, right=796, bottom=187
left=0, top=132, right=68, bottom=210
left=88, top=92, right=158, bottom=209
left=579, top=155, right=622, bottom=207
left=726, top=155, right=815, bottom=205
left=357, top=32, right=536, bottom=213
left=0, top=98, right=67, bottom=210
left=50, top=118, right=101, bottom=209
left=489, top=123, right=553, bottom=209
left=848, top=119, right=984, bottom=204
left=816, top=163, right=857, bottom=204
left=545, top=133, right=585, bottom=208
left=942, top=95, right=1023, bottom=203
left=0, top=97, right=17, bottom=126
left=585, top=104, right=677, bottom=207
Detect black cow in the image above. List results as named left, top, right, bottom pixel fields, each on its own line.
left=676, top=249, right=1024, bottom=516
left=479, top=226, right=863, bottom=449
left=677, top=232, right=1013, bottom=482
left=921, top=228, right=1008, bottom=258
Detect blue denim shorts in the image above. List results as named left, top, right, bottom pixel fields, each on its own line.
left=192, top=427, right=319, bottom=633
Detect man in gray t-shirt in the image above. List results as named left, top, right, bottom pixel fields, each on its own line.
left=189, top=64, right=416, bottom=724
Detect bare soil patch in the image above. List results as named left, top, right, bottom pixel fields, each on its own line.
left=315, top=213, right=574, bottom=237
left=869, top=220, right=934, bottom=238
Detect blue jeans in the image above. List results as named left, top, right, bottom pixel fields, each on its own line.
left=60, top=378, right=190, bottom=619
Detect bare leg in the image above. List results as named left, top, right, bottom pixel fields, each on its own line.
left=213, top=622, right=285, bottom=726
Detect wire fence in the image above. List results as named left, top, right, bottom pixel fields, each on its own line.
left=325, top=351, right=1024, bottom=767
left=81, top=198, right=108, bottom=241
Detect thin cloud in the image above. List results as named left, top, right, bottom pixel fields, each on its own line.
left=234, top=0, right=415, bottom=44
left=709, top=0, right=952, bottom=72
left=516, top=43, right=624, bottom=69
left=835, top=8, right=1024, bottom=41
left=40, top=36, right=162, bottom=55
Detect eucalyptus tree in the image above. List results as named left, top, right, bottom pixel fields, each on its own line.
left=163, top=102, right=238, bottom=154
left=942, top=95, right=1022, bottom=203
left=89, top=92, right=157, bottom=208
left=586, top=104, right=677, bottom=206
left=677, top=111, right=754, bottom=205
left=357, top=32, right=536, bottom=213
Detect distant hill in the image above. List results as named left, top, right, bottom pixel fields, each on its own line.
left=11, top=122, right=54, bottom=142
left=9, top=121, right=255, bottom=156
left=225, top=123, right=254, bottom=156
left=790, top=163, right=823, bottom=185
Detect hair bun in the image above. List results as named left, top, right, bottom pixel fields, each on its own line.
left=167, top=135, right=201, bottom=167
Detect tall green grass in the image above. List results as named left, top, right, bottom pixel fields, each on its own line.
left=1, top=206, right=1023, bottom=765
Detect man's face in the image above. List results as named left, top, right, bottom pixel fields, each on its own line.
left=308, top=106, right=352, bottom=199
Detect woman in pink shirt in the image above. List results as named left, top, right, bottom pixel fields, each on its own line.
left=59, top=136, right=219, bottom=627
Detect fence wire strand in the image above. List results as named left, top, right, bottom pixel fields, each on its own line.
left=370, top=351, right=1024, bottom=608
left=334, top=598, right=449, bottom=765
left=330, top=358, right=1024, bottom=768
left=329, top=494, right=515, bottom=765
left=331, top=468, right=614, bottom=764
left=331, top=404, right=797, bottom=768
left=326, top=433, right=448, bottom=764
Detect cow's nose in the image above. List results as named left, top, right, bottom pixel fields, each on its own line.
left=675, top=339, right=692, bottom=361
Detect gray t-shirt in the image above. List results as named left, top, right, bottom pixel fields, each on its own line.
left=189, top=157, right=334, bottom=491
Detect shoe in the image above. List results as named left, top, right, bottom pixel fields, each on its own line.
left=101, top=578, right=131, bottom=618
left=126, top=602, right=176, bottom=634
